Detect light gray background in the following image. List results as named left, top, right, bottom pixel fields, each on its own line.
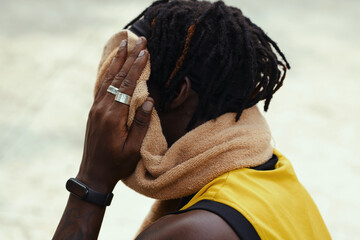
left=0, top=0, right=359, bottom=239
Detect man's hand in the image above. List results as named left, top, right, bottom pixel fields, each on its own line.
left=53, top=37, right=152, bottom=240
left=77, top=36, right=152, bottom=193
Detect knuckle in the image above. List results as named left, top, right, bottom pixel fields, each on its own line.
left=113, top=50, right=126, bottom=62
left=115, top=70, right=127, bottom=79
left=103, top=112, right=117, bottom=126
left=103, top=72, right=114, bottom=83
left=121, top=78, right=136, bottom=89
left=114, top=49, right=123, bottom=58
left=133, top=114, right=149, bottom=129
left=132, top=61, right=143, bottom=71
left=129, top=51, right=138, bottom=58
left=89, top=106, right=104, bottom=120
left=88, top=108, right=95, bottom=118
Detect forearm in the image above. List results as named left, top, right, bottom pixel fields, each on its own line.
left=53, top=194, right=106, bottom=240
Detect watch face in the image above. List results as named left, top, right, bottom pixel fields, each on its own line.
left=66, top=179, right=88, bottom=199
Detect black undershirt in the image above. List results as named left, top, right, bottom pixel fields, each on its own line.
left=173, top=154, right=278, bottom=240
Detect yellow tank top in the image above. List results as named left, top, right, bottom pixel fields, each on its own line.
left=180, top=149, right=331, bottom=239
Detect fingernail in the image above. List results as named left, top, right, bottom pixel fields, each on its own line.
left=120, top=40, right=127, bottom=47
left=136, top=37, right=143, bottom=45
left=142, top=101, right=153, bottom=113
left=138, top=50, right=146, bottom=57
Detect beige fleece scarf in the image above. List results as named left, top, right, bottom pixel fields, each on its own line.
left=95, top=30, right=273, bottom=232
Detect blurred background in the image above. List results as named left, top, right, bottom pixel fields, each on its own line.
left=0, top=0, right=359, bottom=239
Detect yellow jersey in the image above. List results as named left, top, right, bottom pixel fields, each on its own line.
left=180, top=149, right=331, bottom=239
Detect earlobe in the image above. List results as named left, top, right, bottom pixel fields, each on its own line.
left=170, top=76, right=192, bottom=109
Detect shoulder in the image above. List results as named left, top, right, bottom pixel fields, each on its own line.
left=135, top=209, right=239, bottom=240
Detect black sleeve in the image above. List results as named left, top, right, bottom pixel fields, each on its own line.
left=175, top=200, right=261, bottom=240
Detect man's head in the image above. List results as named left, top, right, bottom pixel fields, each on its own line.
left=126, top=0, right=290, bottom=145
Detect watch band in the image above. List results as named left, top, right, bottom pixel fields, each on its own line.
left=66, top=178, right=113, bottom=207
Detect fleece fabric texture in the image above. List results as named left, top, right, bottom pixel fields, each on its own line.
left=95, top=30, right=273, bottom=233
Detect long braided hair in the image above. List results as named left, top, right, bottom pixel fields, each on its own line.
left=125, top=0, right=290, bottom=129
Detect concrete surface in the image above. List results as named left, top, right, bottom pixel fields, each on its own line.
left=0, top=0, right=359, bottom=239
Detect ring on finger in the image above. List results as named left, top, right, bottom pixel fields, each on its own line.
left=107, top=85, right=119, bottom=95
left=115, top=92, right=132, bottom=106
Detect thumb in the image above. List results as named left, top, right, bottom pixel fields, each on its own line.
left=126, top=98, right=154, bottom=153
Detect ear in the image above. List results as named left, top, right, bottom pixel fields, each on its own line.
left=170, top=76, right=192, bottom=109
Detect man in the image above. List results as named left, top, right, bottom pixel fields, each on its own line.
left=53, top=1, right=331, bottom=239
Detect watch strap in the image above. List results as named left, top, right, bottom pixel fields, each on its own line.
left=66, top=178, right=113, bottom=207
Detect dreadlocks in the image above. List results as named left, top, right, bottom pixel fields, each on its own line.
left=125, top=0, right=290, bottom=129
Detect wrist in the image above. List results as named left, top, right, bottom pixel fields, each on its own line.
left=66, top=177, right=114, bottom=207
left=75, top=173, right=115, bottom=194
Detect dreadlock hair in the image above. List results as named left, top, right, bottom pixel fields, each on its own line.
left=124, top=0, right=290, bottom=130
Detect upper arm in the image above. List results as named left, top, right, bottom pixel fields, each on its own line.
left=135, top=210, right=240, bottom=240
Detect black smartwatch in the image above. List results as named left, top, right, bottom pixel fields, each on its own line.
left=66, top=178, right=113, bottom=207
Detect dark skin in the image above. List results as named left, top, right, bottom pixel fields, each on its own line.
left=147, top=76, right=201, bottom=147
left=53, top=37, right=239, bottom=240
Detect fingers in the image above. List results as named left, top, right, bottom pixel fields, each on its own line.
left=111, top=49, right=148, bottom=114
left=103, top=37, right=148, bottom=104
left=125, top=98, right=154, bottom=155
left=96, top=39, right=128, bottom=101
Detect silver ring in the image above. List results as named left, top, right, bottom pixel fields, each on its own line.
left=107, top=85, right=118, bottom=95
left=115, top=92, right=132, bottom=106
